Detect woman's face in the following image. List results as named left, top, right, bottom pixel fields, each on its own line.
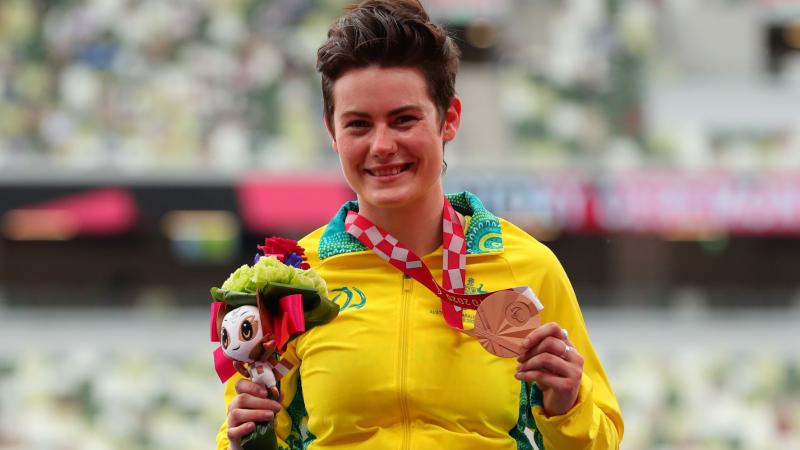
left=327, top=66, right=461, bottom=213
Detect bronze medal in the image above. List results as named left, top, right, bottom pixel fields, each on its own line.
left=465, top=290, right=541, bottom=357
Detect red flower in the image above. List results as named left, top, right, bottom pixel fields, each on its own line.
left=258, top=237, right=310, bottom=269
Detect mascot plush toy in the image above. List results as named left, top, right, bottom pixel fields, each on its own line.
left=219, top=304, right=281, bottom=399
left=210, top=237, right=339, bottom=450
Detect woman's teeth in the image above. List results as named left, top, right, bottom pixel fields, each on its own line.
left=373, top=166, right=404, bottom=176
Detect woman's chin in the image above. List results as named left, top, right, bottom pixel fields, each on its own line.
left=359, top=189, right=416, bottom=211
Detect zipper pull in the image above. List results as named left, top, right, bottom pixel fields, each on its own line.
left=402, top=273, right=413, bottom=292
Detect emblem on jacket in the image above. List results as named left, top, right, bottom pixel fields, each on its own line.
left=330, top=287, right=367, bottom=311
left=465, top=277, right=488, bottom=295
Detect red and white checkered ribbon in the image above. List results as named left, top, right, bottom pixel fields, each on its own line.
left=346, top=197, right=501, bottom=329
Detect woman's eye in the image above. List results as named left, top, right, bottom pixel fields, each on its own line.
left=346, top=119, right=369, bottom=128
left=395, top=115, right=418, bottom=125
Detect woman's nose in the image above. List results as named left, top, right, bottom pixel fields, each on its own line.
left=370, top=125, right=397, bottom=157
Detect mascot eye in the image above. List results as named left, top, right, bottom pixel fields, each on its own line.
left=221, top=328, right=229, bottom=349
left=240, top=319, right=254, bottom=340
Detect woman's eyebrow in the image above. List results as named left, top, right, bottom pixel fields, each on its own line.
left=387, top=105, right=423, bottom=115
left=340, top=110, right=370, bottom=118
left=340, top=105, right=423, bottom=118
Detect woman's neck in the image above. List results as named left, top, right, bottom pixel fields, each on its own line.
left=358, top=192, right=444, bottom=257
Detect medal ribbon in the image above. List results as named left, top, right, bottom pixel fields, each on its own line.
left=345, top=197, right=534, bottom=330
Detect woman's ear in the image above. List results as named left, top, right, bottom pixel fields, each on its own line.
left=442, top=96, right=462, bottom=143
left=324, top=114, right=338, bottom=153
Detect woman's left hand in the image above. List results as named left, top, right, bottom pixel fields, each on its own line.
left=515, top=322, right=583, bottom=416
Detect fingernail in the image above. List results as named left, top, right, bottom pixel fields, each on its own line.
left=561, top=328, right=569, bottom=339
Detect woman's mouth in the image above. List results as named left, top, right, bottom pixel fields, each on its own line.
left=366, top=163, right=413, bottom=177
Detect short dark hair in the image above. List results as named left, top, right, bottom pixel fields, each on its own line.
left=317, top=0, right=460, bottom=132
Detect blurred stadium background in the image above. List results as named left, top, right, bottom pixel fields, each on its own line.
left=1, top=0, right=800, bottom=449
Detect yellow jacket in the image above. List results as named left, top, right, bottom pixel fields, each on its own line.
left=217, top=192, right=623, bottom=450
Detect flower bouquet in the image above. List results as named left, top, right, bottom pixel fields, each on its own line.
left=209, top=237, right=339, bottom=450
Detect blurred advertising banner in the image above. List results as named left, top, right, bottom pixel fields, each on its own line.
left=445, top=173, right=594, bottom=237
left=596, top=172, right=800, bottom=237
left=1, top=187, right=137, bottom=240
left=236, top=173, right=354, bottom=236
left=2, top=172, right=799, bottom=241
left=448, top=171, right=800, bottom=237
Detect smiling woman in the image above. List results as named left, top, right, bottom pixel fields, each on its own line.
left=326, top=65, right=461, bottom=255
left=217, top=2, right=624, bottom=450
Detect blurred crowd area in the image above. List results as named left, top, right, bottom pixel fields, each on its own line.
left=1, top=312, right=799, bottom=450
left=2, top=0, right=799, bottom=175
left=0, top=0, right=342, bottom=173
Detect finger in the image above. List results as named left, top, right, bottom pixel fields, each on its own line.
left=516, top=354, right=582, bottom=384
left=560, top=326, right=570, bottom=341
left=229, top=406, right=276, bottom=428
left=229, top=393, right=283, bottom=413
left=227, top=421, right=256, bottom=440
left=517, top=352, right=574, bottom=377
left=516, top=368, right=565, bottom=385
left=547, top=338, right=572, bottom=360
left=558, top=340, right=584, bottom=367
left=518, top=324, right=567, bottom=361
left=515, top=369, right=579, bottom=391
left=555, top=329, right=582, bottom=364
left=562, top=343, right=584, bottom=364
left=561, top=328, right=577, bottom=350
left=519, top=336, right=570, bottom=362
left=235, top=379, right=267, bottom=398
left=520, top=322, right=566, bottom=351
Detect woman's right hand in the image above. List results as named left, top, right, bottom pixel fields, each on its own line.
left=226, top=378, right=282, bottom=447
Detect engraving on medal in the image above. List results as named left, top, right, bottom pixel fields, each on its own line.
left=505, top=301, right=531, bottom=326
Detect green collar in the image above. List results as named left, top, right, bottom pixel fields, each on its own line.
left=318, top=191, right=504, bottom=260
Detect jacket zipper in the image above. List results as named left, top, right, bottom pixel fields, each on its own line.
left=398, top=273, right=413, bottom=450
